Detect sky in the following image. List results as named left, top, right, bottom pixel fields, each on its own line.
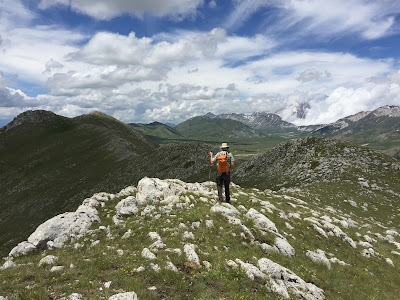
left=1, top=0, right=400, bottom=127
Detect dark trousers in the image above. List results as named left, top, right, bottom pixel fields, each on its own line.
left=216, top=172, right=230, bottom=203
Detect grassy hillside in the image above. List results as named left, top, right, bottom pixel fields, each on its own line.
left=0, top=111, right=214, bottom=257
left=234, top=137, right=400, bottom=191
left=129, top=122, right=183, bottom=142
left=1, top=177, right=399, bottom=299
left=175, top=116, right=261, bottom=139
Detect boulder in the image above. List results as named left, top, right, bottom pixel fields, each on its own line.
left=38, top=255, right=59, bottom=266
left=9, top=205, right=100, bottom=257
left=306, top=249, right=331, bottom=269
left=115, top=196, right=139, bottom=217
left=8, top=241, right=37, bottom=258
left=184, top=243, right=200, bottom=266
left=108, top=292, right=138, bottom=300
left=235, top=259, right=266, bottom=280
left=258, top=258, right=324, bottom=300
left=141, top=248, right=156, bottom=260
left=274, top=237, right=295, bottom=256
left=1, top=260, right=16, bottom=270
left=69, top=293, right=83, bottom=300
left=246, top=208, right=278, bottom=233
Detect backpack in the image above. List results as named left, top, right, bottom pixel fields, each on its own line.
left=217, top=152, right=230, bottom=173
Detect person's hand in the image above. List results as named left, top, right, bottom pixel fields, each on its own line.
left=209, top=152, right=213, bottom=157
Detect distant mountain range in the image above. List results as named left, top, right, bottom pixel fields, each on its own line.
left=1, top=105, right=399, bottom=256
left=203, top=112, right=296, bottom=129
left=174, top=115, right=262, bottom=138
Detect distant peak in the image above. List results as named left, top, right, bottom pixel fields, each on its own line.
left=0, top=110, right=59, bottom=133
left=204, top=112, right=215, bottom=118
left=372, top=105, right=400, bottom=117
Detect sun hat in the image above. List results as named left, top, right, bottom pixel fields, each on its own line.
left=220, top=142, right=229, bottom=149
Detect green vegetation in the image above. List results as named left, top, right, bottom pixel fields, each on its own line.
left=0, top=112, right=212, bottom=257
left=1, top=179, right=399, bottom=299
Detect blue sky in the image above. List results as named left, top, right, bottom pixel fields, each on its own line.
left=1, top=0, right=400, bottom=126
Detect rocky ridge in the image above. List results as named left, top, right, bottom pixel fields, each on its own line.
left=2, top=177, right=399, bottom=299
left=235, top=137, right=400, bottom=190
left=205, top=112, right=296, bottom=129
left=0, top=110, right=62, bottom=133
left=301, top=105, right=400, bottom=134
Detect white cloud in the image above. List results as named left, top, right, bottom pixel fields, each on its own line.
left=72, top=28, right=226, bottom=67
left=227, top=0, right=400, bottom=40
left=0, top=0, right=35, bottom=29
left=1, top=1, right=399, bottom=127
left=209, top=0, right=216, bottom=8
left=38, top=0, right=204, bottom=20
left=0, top=26, right=86, bottom=84
left=297, top=68, right=331, bottom=83
left=279, top=0, right=399, bottom=40
left=225, top=0, right=270, bottom=31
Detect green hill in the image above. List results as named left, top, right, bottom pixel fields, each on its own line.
left=0, top=111, right=213, bottom=257
left=129, top=121, right=182, bottom=142
left=235, top=137, right=400, bottom=224
left=175, top=116, right=261, bottom=139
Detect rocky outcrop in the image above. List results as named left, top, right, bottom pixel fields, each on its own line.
left=8, top=193, right=113, bottom=258
left=0, top=110, right=61, bottom=133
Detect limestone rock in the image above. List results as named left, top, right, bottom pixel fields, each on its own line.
left=258, top=258, right=324, bottom=300
left=235, top=259, right=266, bottom=280
left=69, top=293, right=83, bottom=300
left=50, top=266, right=64, bottom=272
left=141, top=248, right=156, bottom=260
left=184, top=243, right=200, bottom=266
left=306, top=249, right=331, bottom=269
left=246, top=208, right=278, bottom=233
left=274, top=237, right=295, bottom=256
left=115, top=196, right=139, bottom=217
left=165, top=261, right=179, bottom=272
left=38, top=255, right=58, bottom=266
left=8, top=241, right=37, bottom=258
left=108, top=292, right=138, bottom=300
left=1, top=260, right=16, bottom=270
left=9, top=205, right=100, bottom=257
left=210, top=203, right=240, bottom=217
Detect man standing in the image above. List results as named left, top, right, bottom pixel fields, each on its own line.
left=209, top=143, right=235, bottom=203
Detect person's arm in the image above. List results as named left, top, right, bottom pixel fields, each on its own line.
left=229, top=153, right=234, bottom=169
left=209, top=152, right=214, bottom=165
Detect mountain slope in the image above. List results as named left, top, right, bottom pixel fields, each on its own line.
left=1, top=177, right=399, bottom=299
left=214, top=112, right=296, bottom=129
left=129, top=121, right=183, bottom=141
left=0, top=111, right=214, bottom=257
left=0, top=110, right=157, bottom=257
left=175, top=116, right=261, bottom=139
left=297, top=106, right=400, bottom=158
left=235, top=137, right=400, bottom=192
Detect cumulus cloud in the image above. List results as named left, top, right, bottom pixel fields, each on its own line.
left=0, top=26, right=86, bottom=84
left=38, top=0, right=204, bottom=20
left=43, top=59, right=64, bottom=74
left=297, top=68, right=331, bottom=83
left=1, top=1, right=399, bottom=127
left=73, top=28, right=226, bottom=67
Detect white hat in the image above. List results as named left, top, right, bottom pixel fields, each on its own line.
left=220, top=142, right=229, bottom=149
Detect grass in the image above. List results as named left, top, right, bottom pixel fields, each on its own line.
left=1, top=179, right=400, bottom=299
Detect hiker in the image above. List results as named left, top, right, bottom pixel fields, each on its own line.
left=209, top=143, right=235, bottom=203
